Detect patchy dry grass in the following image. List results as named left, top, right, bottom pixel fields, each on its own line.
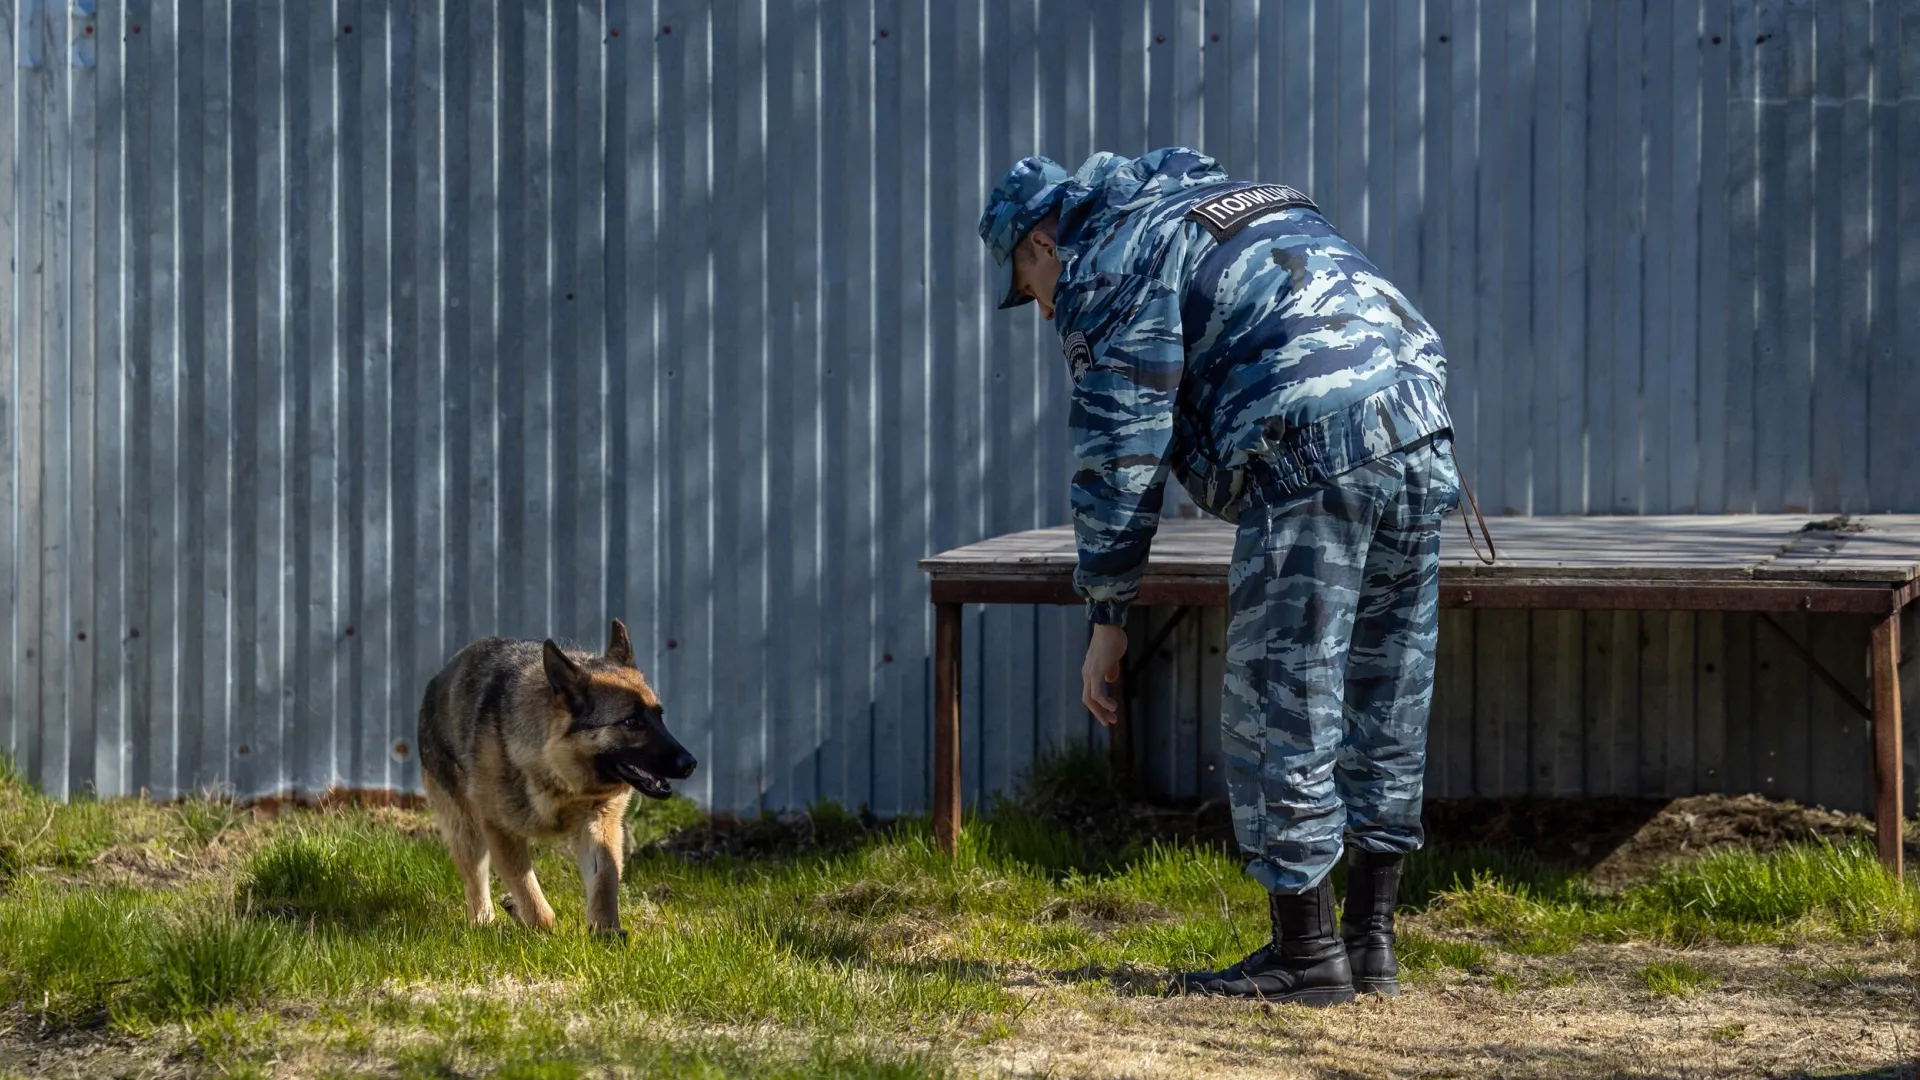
left=0, top=756, right=1915, bottom=1079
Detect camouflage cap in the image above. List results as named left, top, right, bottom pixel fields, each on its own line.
left=978, top=155, right=1072, bottom=309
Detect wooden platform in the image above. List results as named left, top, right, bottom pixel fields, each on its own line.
left=921, top=515, right=1919, bottom=871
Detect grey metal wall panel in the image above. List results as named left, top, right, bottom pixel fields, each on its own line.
left=7, top=1, right=1920, bottom=814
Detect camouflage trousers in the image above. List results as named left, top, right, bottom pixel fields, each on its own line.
left=1222, top=434, right=1460, bottom=895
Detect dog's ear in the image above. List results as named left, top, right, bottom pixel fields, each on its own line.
left=542, top=640, right=593, bottom=715
left=605, top=619, right=635, bottom=668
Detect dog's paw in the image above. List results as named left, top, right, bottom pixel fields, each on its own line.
left=591, top=926, right=629, bottom=943
left=498, top=894, right=518, bottom=917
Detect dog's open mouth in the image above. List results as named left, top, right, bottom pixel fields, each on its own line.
left=615, top=762, right=673, bottom=800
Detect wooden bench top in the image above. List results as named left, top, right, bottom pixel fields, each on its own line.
left=920, top=515, right=1920, bottom=614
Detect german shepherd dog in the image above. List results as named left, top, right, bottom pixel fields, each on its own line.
left=417, top=620, right=697, bottom=936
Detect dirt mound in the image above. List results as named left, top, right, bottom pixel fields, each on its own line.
left=1423, top=792, right=1913, bottom=889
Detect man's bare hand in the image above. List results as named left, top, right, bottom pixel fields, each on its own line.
left=1081, top=624, right=1128, bottom=727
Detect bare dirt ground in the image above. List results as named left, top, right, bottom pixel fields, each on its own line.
left=977, top=938, right=1919, bottom=1080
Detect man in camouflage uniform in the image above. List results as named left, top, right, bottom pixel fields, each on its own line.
left=980, top=148, right=1462, bottom=1006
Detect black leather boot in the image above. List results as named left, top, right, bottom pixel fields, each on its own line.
left=1170, top=875, right=1355, bottom=1006
left=1341, top=848, right=1403, bottom=996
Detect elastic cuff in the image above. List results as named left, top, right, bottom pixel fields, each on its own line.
left=1085, top=600, right=1129, bottom=626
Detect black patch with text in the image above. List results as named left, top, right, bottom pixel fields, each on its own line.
left=1185, top=183, right=1318, bottom=242
left=1062, top=330, right=1094, bottom=384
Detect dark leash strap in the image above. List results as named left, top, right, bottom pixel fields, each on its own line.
left=1456, top=466, right=1498, bottom=566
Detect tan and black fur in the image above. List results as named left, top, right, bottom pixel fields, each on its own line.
left=417, top=619, right=696, bottom=936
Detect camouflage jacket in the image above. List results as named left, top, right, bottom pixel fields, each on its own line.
left=1051, top=148, right=1453, bottom=625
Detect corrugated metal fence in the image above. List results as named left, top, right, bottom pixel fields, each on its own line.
left=4, top=0, right=1917, bottom=815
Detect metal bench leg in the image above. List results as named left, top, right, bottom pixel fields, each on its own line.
left=934, top=602, right=963, bottom=857
left=1872, top=611, right=1904, bottom=877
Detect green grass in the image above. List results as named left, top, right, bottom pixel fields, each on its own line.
left=2, top=750, right=1917, bottom=1076
left=1638, top=960, right=1720, bottom=997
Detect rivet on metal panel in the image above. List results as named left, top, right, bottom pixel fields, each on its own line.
left=1437, top=34, right=1449, bottom=43
left=1462, top=590, right=1473, bottom=604
left=609, top=27, right=620, bottom=37
left=667, top=639, right=678, bottom=650
left=1209, top=33, right=1219, bottom=42
left=883, top=653, right=893, bottom=663
left=131, top=24, right=140, bottom=33
left=129, top=627, right=140, bottom=638
left=1153, top=33, right=1164, bottom=44
left=1711, top=35, right=1722, bottom=45
left=76, top=632, right=86, bottom=641
left=344, top=625, right=355, bottom=637
left=879, top=28, right=889, bottom=38
left=343, top=24, right=353, bottom=34
left=662, top=25, right=671, bottom=34
left=393, top=742, right=410, bottom=758
left=238, top=745, right=251, bottom=756
left=1801, top=595, right=1813, bottom=610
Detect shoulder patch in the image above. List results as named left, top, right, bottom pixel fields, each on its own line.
left=1062, top=330, right=1094, bottom=384
left=1185, top=183, right=1318, bottom=242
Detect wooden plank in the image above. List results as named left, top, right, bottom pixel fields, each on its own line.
left=1529, top=610, right=1584, bottom=795
left=391, top=0, right=446, bottom=799
left=70, top=0, right=101, bottom=797
left=1282, top=0, right=1315, bottom=194
left=1473, top=611, right=1529, bottom=796
left=1526, top=0, right=1561, bottom=516
left=1721, top=612, right=1756, bottom=794
left=1639, top=612, right=1673, bottom=795
left=1611, top=0, right=1646, bottom=514
left=933, top=602, right=962, bottom=855
left=352, top=0, right=398, bottom=792
left=1364, top=0, right=1396, bottom=268
left=1495, top=0, right=1531, bottom=515
left=1584, top=0, right=1619, bottom=516
left=1464, top=0, right=1506, bottom=514
left=230, top=0, right=281, bottom=798
left=1583, top=611, right=1639, bottom=795
left=1724, top=0, right=1759, bottom=511
left=20, top=1, right=70, bottom=796
left=1811, top=0, right=1869, bottom=513
left=1695, top=611, right=1728, bottom=792
left=0, top=0, right=19, bottom=769
left=90, top=0, right=130, bottom=797
left=126, top=0, right=182, bottom=799
left=1552, top=0, right=1589, bottom=515
left=1668, top=0, right=1703, bottom=514
left=1197, top=606, right=1227, bottom=800
left=1390, top=0, right=1421, bottom=293
left=1865, top=0, right=1903, bottom=510
left=1752, top=612, right=1812, bottom=800
left=1697, top=0, right=1731, bottom=513
left=499, top=0, right=554, bottom=641
left=1172, top=605, right=1203, bottom=799
left=288, top=0, right=341, bottom=799
left=1643, top=0, right=1677, bottom=517
left=1872, top=612, right=1904, bottom=874
left=1759, top=0, right=1813, bottom=512
left=554, top=0, right=610, bottom=650
left=1646, top=612, right=1699, bottom=796
left=873, top=0, right=932, bottom=816
left=1227, top=0, right=1260, bottom=178
left=1901, top=0, right=1920, bottom=516
left=707, top=0, right=765, bottom=813
left=979, top=0, right=1031, bottom=805
left=1809, top=613, right=1870, bottom=813
left=1417, top=0, right=1452, bottom=341
left=1431, top=609, right=1474, bottom=798
left=658, top=0, right=715, bottom=806
left=766, top=0, right=824, bottom=809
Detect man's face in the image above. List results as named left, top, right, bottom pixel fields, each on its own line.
left=1011, top=228, right=1063, bottom=321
